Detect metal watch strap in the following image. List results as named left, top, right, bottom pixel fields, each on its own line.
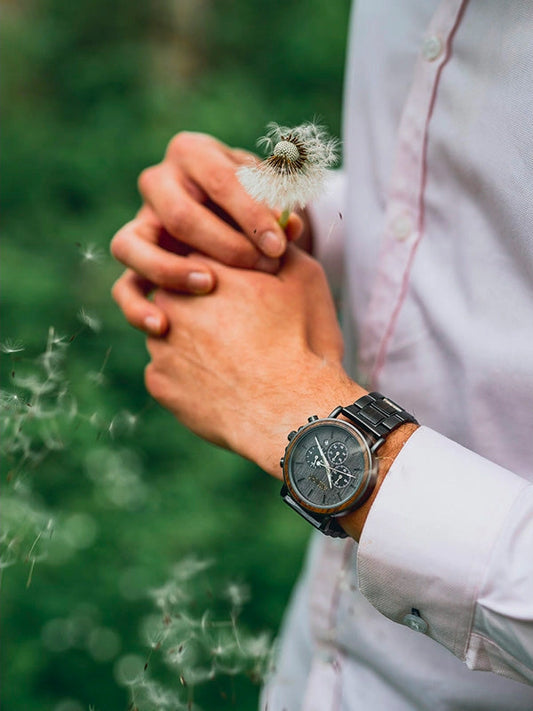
left=338, top=391, right=418, bottom=448
left=280, top=487, right=349, bottom=538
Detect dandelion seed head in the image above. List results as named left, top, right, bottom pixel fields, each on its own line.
left=238, top=121, right=339, bottom=212
left=273, top=139, right=301, bottom=164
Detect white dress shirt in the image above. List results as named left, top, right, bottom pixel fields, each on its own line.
left=261, top=1, right=533, bottom=709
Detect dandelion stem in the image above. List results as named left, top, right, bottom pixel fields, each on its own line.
left=278, top=209, right=290, bottom=229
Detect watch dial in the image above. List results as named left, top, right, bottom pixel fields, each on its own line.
left=285, top=420, right=372, bottom=513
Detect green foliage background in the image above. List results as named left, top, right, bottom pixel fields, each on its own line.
left=1, top=1, right=350, bottom=708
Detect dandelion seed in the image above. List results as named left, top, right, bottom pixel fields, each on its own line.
left=244, top=632, right=271, bottom=660
left=77, top=308, right=101, bottom=333
left=87, top=370, right=106, bottom=386
left=224, top=582, right=250, bottom=609
left=173, top=555, right=213, bottom=582
left=237, top=121, right=339, bottom=226
left=0, top=339, right=25, bottom=354
left=79, top=243, right=105, bottom=264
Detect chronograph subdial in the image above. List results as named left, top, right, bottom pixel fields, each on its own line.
left=305, top=445, right=322, bottom=469
left=331, top=465, right=352, bottom=488
left=327, top=441, right=347, bottom=465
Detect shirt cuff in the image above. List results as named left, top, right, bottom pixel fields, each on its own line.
left=357, top=426, right=528, bottom=662
left=307, top=169, right=346, bottom=292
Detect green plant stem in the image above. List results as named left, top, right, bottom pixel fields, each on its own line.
left=278, top=209, right=290, bottom=229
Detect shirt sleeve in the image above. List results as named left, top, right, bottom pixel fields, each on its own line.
left=356, top=426, right=533, bottom=685
left=306, top=169, right=347, bottom=293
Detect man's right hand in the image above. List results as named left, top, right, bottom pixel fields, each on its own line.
left=110, top=132, right=305, bottom=335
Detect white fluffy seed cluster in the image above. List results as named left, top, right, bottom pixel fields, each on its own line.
left=237, top=121, right=339, bottom=212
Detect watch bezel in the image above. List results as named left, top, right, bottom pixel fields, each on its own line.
left=282, top=418, right=376, bottom=517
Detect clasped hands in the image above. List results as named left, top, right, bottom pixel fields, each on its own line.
left=111, top=132, right=363, bottom=479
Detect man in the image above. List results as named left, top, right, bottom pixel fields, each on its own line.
left=111, top=1, right=533, bottom=708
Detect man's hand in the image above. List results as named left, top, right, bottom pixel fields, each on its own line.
left=143, top=246, right=364, bottom=478
left=111, top=132, right=305, bottom=335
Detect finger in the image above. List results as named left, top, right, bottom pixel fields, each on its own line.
left=225, top=146, right=258, bottom=166
left=140, top=165, right=280, bottom=272
left=112, top=222, right=216, bottom=294
left=166, top=132, right=288, bottom=258
left=111, top=270, right=168, bottom=336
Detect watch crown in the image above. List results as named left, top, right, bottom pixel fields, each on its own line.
left=287, top=430, right=297, bottom=441
left=279, top=457, right=285, bottom=469
left=308, top=415, right=319, bottom=422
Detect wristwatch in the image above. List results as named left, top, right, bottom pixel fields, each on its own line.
left=280, top=392, right=418, bottom=537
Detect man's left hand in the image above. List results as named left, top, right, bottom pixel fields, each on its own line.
left=144, top=245, right=365, bottom=478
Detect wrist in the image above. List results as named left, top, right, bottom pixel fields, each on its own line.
left=251, top=359, right=365, bottom=479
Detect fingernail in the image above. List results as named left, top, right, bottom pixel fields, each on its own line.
left=259, top=230, right=285, bottom=258
left=188, top=271, right=213, bottom=294
left=145, top=315, right=162, bottom=334
left=255, top=255, right=279, bottom=274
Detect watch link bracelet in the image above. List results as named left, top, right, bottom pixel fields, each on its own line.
left=280, top=392, right=418, bottom=538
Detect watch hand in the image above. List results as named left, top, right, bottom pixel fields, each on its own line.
left=316, top=462, right=360, bottom=480
left=330, top=465, right=359, bottom=478
left=314, top=436, right=332, bottom=488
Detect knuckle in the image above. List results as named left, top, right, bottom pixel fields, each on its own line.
left=167, top=131, right=200, bottom=158
left=206, top=169, right=232, bottom=202
left=304, top=253, right=324, bottom=279
left=144, top=363, right=162, bottom=398
left=150, top=259, right=177, bottom=286
left=220, top=239, right=257, bottom=267
left=145, top=362, right=173, bottom=405
left=110, top=278, right=123, bottom=304
left=165, top=200, right=191, bottom=237
left=110, top=227, right=128, bottom=261
left=111, top=277, right=146, bottom=331
left=137, top=165, right=157, bottom=196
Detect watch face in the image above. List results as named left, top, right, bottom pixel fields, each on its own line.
left=284, top=419, right=374, bottom=515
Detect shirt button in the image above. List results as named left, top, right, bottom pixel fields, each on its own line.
left=422, top=35, right=443, bottom=61
left=392, top=214, right=413, bottom=241
left=402, top=612, right=428, bottom=633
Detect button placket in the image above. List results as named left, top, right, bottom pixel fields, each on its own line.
left=358, top=0, right=467, bottom=384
